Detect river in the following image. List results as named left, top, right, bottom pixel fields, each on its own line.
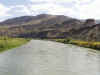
left=0, top=40, right=100, bottom=75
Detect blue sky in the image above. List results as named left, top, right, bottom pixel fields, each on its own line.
left=0, top=0, right=99, bottom=21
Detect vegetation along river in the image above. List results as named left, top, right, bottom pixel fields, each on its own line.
left=0, top=40, right=100, bottom=75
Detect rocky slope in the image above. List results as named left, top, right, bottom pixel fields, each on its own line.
left=0, top=14, right=100, bottom=41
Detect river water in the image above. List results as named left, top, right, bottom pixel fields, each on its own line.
left=0, top=40, right=100, bottom=75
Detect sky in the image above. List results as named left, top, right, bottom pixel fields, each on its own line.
left=0, top=0, right=100, bottom=21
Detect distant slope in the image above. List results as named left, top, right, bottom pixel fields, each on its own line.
left=0, top=14, right=100, bottom=41
left=0, top=14, right=73, bottom=26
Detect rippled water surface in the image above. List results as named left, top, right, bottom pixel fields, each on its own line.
left=0, top=40, right=100, bottom=75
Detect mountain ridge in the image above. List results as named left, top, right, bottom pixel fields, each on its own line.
left=0, top=14, right=100, bottom=41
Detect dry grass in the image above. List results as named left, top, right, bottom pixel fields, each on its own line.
left=0, top=37, right=30, bottom=52
left=55, top=39, right=100, bottom=50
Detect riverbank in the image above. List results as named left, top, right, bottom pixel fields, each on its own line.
left=54, top=39, right=100, bottom=50
left=0, top=37, right=30, bottom=52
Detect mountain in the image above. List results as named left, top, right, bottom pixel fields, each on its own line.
left=0, top=14, right=100, bottom=41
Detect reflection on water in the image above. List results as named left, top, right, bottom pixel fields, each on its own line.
left=0, top=40, right=99, bottom=75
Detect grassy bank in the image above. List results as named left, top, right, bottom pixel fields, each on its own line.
left=0, top=37, right=30, bottom=53
left=55, top=39, right=100, bottom=50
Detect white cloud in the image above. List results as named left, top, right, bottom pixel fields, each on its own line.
left=0, top=4, right=11, bottom=16
left=30, top=0, right=74, bottom=3
left=30, top=0, right=100, bottom=19
left=76, top=0, right=93, bottom=4
left=0, top=3, right=12, bottom=21
left=0, top=0, right=100, bottom=21
left=29, top=0, right=77, bottom=17
left=10, top=5, right=32, bottom=15
left=76, top=0, right=100, bottom=19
